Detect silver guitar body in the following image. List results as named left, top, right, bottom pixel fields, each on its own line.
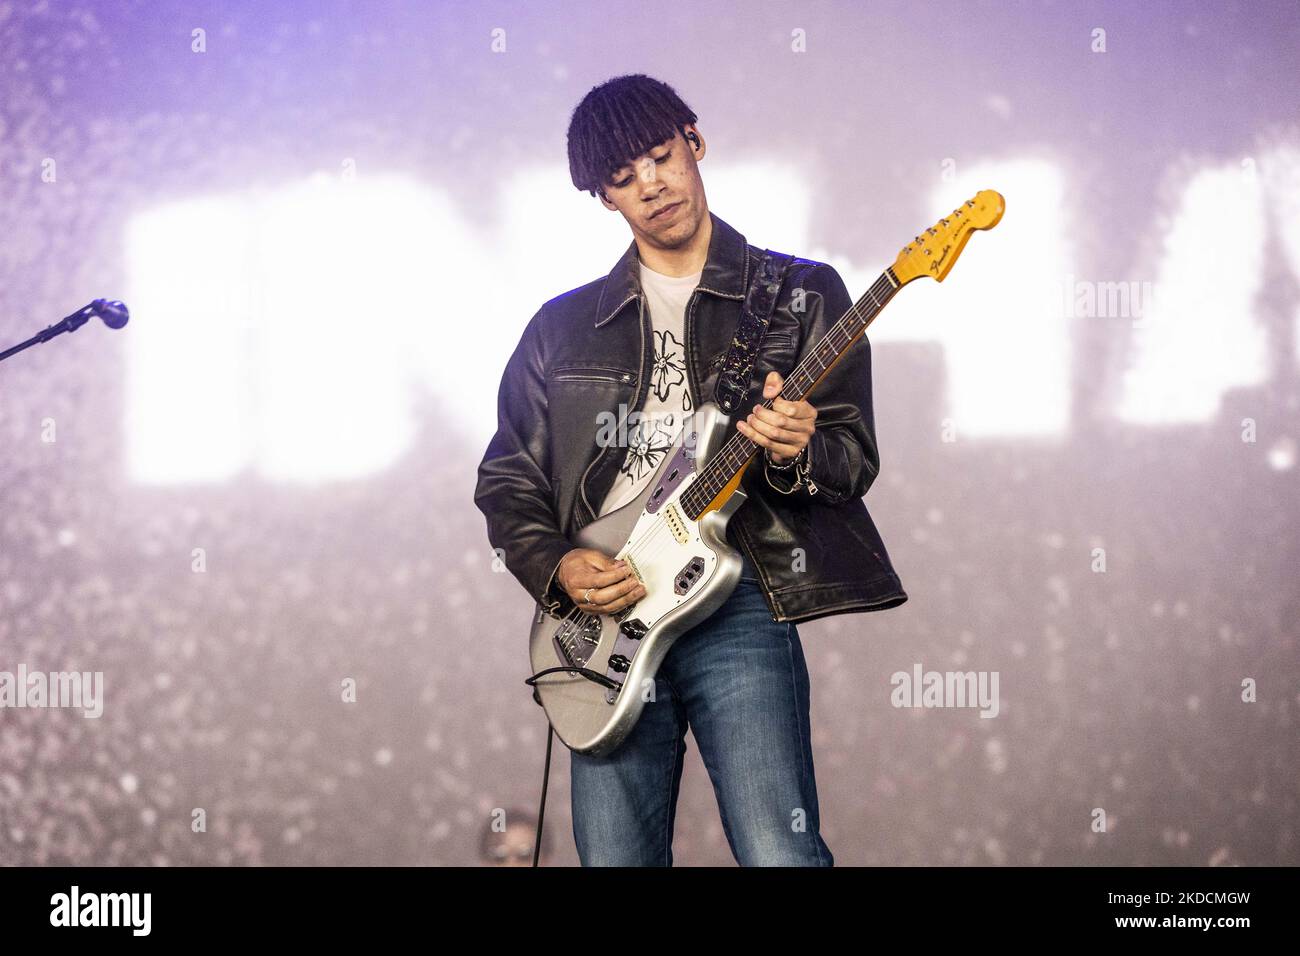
left=526, top=400, right=747, bottom=757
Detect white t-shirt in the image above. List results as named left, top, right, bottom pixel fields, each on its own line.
left=597, top=262, right=701, bottom=517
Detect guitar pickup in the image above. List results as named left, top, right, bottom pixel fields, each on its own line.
left=674, top=556, right=706, bottom=595
left=662, top=502, right=689, bottom=544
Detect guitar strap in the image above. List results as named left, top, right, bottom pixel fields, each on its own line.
left=713, top=248, right=796, bottom=414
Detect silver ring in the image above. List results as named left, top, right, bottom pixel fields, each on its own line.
left=582, top=587, right=595, bottom=605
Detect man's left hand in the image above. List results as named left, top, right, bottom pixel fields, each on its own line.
left=736, top=370, right=817, bottom=465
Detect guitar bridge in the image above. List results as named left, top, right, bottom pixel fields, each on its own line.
left=552, top=614, right=602, bottom=669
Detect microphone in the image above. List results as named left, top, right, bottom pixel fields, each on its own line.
left=91, top=298, right=130, bottom=329
left=59, top=299, right=129, bottom=333
left=0, top=298, right=130, bottom=364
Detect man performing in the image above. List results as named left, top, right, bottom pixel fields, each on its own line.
left=475, top=73, right=907, bottom=866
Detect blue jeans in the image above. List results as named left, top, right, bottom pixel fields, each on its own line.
left=569, top=549, right=833, bottom=866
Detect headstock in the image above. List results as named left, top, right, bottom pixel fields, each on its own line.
left=893, top=189, right=1004, bottom=285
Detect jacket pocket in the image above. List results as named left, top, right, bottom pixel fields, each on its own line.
left=548, top=364, right=636, bottom=385
left=545, top=365, right=636, bottom=525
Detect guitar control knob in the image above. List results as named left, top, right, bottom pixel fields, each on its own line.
left=608, top=654, right=631, bottom=673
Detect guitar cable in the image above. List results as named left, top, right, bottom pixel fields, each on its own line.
left=524, top=666, right=621, bottom=867
left=533, top=720, right=552, bottom=868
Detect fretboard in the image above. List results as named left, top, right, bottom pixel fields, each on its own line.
left=680, top=266, right=901, bottom=519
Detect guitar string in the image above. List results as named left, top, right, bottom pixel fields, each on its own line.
left=551, top=479, right=683, bottom=638
left=551, top=271, right=895, bottom=644
left=551, top=209, right=974, bottom=659
left=551, top=266, right=901, bottom=644
left=683, top=274, right=892, bottom=515
left=682, top=269, right=896, bottom=517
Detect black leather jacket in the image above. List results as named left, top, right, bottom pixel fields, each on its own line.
left=474, top=211, right=907, bottom=624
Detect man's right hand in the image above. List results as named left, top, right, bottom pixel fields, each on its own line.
left=556, top=548, right=646, bottom=615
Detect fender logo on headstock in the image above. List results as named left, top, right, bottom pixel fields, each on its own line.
left=929, top=243, right=953, bottom=275
left=893, top=190, right=1004, bottom=286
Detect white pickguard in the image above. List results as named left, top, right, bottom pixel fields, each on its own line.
left=612, top=474, right=719, bottom=629
left=528, top=400, right=747, bottom=755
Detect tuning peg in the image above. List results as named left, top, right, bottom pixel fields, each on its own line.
left=965, top=200, right=975, bottom=207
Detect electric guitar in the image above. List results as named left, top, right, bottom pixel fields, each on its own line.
left=527, top=189, right=1005, bottom=755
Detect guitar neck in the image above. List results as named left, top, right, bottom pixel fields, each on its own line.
left=681, top=267, right=902, bottom=519
left=675, top=189, right=1003, bottom=519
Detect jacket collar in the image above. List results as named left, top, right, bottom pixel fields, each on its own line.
left=593, top=210, right=749, bottom=328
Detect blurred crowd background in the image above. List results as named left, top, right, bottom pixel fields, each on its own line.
left=1, top=0, right=1297, bottom=866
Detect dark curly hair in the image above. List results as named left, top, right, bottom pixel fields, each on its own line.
left=566, top=73, right=699, bottom=199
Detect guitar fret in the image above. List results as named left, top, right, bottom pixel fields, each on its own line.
left=682, top=269, right=900, bottom=520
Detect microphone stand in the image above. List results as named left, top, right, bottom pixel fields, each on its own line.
left=0, top=300, right=130, bottom=364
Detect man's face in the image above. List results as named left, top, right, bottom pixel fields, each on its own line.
left=483, top=822, right=541, bottom=866
left=598, top=126, right=706, bottom=249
